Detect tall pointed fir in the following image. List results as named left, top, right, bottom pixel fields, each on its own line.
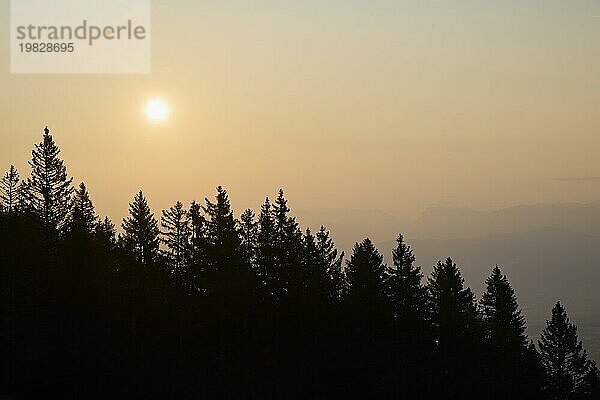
left=315, top=226, right=345, bottom=302
left=345, top=238, right=388, bottom=320
left=26, top=126, right=73, bottom=233
left=161, top=201, right=190, bottom=287
left=272, top=189, right=303, bottom=300
left=188, top=201, right=209, bottom=292
left=539, top=301, right=599, bottom=399
left=1, top=165, right=20, bottom=215
left=386, top=234, right=428, bottom=326
left=301, top=228, right=331, bottom=302
left=427, top=258, right=483, bottom=397
left=238, top=209, right=258, bottom=269
left=480, top=266, right=541, bottom=397
left=385, top=234, right=430, bottom=396
left=203, top=186, right=251, bottom=299
left=66, top=182, right=97, bottom=236
left=256, top=197, right=277, bottom=301
left=122, top=191, right=160, bottom=267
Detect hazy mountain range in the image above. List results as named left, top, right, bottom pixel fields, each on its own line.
left=298, top=201, right=600, bottom=361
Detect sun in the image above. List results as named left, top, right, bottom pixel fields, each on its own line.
left=145, top=98, right=169, bottom=123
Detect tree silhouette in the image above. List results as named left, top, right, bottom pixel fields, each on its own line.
left=481, top=266, right=541, bottom=397
left=386, top=234, right=428, bottom=324
left=122, top=191, right=160, bottom=267
left=0, top=165, right=20, bottom=215
left=385, top=234, right=430, bottom=396
left=161, top=201, right=190, bottom=286
left=427, top=257, right=483, bottom=398
left=539, top=301, right=598, bottom=399
left=256, top=197, right=277, bottom=301
left=25, top=126, right=73, bottom=233
left=238, top=208, right=257, bottom=268
left=315, top=226, right=345, bottom=302
left=66, top=182, right=97, bottom=236
left=4, top=127, right=600, bottom=399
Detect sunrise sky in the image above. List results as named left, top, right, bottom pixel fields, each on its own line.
left=2, top=0, right=600, bottom=224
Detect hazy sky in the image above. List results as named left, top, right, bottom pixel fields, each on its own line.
left=2, top=0, right=600, bottom=224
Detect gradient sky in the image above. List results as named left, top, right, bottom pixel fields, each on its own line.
left=2, top=0, right=600, bottom=225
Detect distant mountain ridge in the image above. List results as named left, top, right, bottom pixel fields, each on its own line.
left=298, top=202, right=600, bottom=362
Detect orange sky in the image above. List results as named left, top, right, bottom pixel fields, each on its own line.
left=2, top=1, right=600, bottom=225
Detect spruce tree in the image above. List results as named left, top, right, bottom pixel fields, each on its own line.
left=66, top=182, right=97, bottom=236
left=203, top=186, right=249, bottom=298
left=122, top=191, right=160, bottom=266
left=272, top=189, right=303, bottom=299
left=481, top=266, right=536, bottom=397
left=187, top=201, right=210, bottom=293
left=26, top=126, right=73, bottom=232
left=539, top=301, right=597, bottom=399
left=0, top=165, right=20, bottom=215
left=345, top=238, right=387, bottom=315
left=161, top=201, right=190, bottom=285
left=385, top=234, right=430, bottom=396
left=427, top=258, right=483, bottom=397
left=481, top=266, right=527, bottom=350
left=302, top=228, right=330, bottom=302
left=238, top=208, right=257, bottom=268
left=386, top=234, right=428, bottom=324
left=256, top=197, right=277, bottom=300
left=315, top=226, right=345, bottom=301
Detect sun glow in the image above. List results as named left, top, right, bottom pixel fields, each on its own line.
left=145, top=98, right=169, bottom=123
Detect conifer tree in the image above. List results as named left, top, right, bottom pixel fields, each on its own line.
left=203, top=186, right=248, bottom=297
left=256, top=197, right=277, bottom=300
left=272, top=189, right=303, bottom=298
left=427, top=258, right=483, bottom=397
left=122, top=191, right=160, bottom=266
left=161, top=201, right=190, bottom=284
left=238, top=208, right=257, bottom=268
left=539, top=301, right=597, bottom=399
left=315, top=226, right=345, bottom=301
left=481, top=266, right=527, bottom=350
left=386, top=234, right=428, bottom=324
left=187, top=201, right=209, bottom=292
left=345, top=238, right=387, bottom=314
left=66, top=182, right=97, bottom=236
left=0, top=165, right=20, bottom=215
left=302, top=228, right=330, bottom=301
left=481, top=266, right=535, bottom=397
left=95, top=216, right=117, bottom=250
left=26, top=126, right=73, bottom=232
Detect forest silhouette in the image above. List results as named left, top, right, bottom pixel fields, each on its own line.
left=1, top=127, right=599, bottom=399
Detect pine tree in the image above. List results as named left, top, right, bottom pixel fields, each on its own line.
left=386, top=234, right=428, bottom=324
left=66, top=182, right=97, bottom=236
left=345, top=238, right=387, bottom=315
left=122, top=191, right=160, bottom=266
left=481, top=266, right=535, bottom=397
left=427, top=258, right=483, bottom=397
left=161, top=201, right=190, bottom=285
left=272, top=189, right=303, bottom=299
left=203, top=186, right=247, bottom=297
left=95, top=216, right=117, bottom=250
left=188, top=200, right=209, bottom=292
left=256, top=197, right=277, bottom=300
left=539, top=301, right=596, bottom=399
left=302, top=228, right=330, bottom=301
left=481, top=266, right=527, bottom=350
left=26, top=126, right=73, bottom=232
left=315, top=226, right=345, bottom=301
left=238, top=208, right=257, bottom=268
left=0, top=165, right=20, bottom=215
